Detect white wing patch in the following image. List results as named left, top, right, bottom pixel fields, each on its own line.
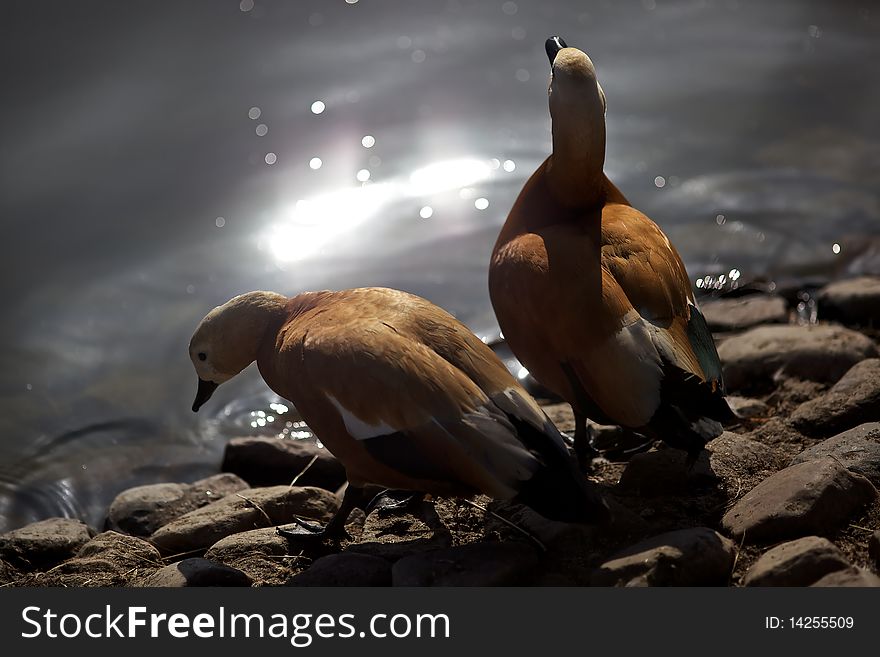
left=326, top=395, right=395, bottom=440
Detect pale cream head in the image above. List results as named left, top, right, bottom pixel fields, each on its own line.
left=189, top=290, right=288, bottom=411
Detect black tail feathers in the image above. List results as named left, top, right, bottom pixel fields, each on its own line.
left=508, top=415, right=611, bottom=525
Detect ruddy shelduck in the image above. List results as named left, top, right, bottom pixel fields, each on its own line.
left=489, top=37, right=733, bottom=468
left=189, top=287, right=609, bottom=538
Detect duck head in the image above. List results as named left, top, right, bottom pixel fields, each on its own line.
left=188, top=291, right=288, bottom=412
left=544, top=36, right=607, bottom=204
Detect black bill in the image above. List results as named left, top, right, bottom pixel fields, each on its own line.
left=545, top=36, right=568, bottom=65
left=192, top=378, right=219, bottom=412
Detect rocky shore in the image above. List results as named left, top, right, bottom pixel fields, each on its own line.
left=2, top=276, right=879, bottom=587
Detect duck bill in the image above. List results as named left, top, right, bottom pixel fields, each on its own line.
left=192, top=378, right=219, bottom=412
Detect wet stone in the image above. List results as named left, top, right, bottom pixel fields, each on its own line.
left=591, top=527, right=736, bottom=587
left=743, top=536, right=852, bottom=587
left=790, top=361, right=880, bottom=438
left=789, top=423, right=880, bottom=486
left=149, top=486, right=339, bottom=555
left=721, top=457, right=878, bottom=544
left=700, top=294, right=788, bottom=331
left=0, top=518, right=93, bottom=569
left=106, top=473, right=250, bottom=537
left=289, top=553, right=392, bottom=586
left=818, top=276, right=880, bottom=326
left=222, top=436, right=346, bottom=490
left=138, top=557, right=252, bottom=587
left=717, top=324, right=877, bottom=392
left=392, top=541, right=539, bottom=586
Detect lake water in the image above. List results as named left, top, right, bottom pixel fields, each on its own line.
left=1, top=0, right=878, bottom=532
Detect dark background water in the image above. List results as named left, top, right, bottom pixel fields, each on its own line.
left=1, top=0, right=878, bottom=532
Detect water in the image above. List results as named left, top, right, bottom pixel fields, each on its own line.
left=1, top=0, right=878, bottom=532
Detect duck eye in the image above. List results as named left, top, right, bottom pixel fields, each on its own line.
left=198, top=352, right=207, bottom=361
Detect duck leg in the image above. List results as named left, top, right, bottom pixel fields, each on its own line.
left=277, top=484, right=366, bottom=543
left=365, top=489, right=425, bottom=515
left=573, top=411, right=600, bottom=470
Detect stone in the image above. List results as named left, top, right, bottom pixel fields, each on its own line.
left=345, top=505, right=453, bottom=562
left=743, top=536, right=852, bottom=586
left=618, top=449, right=716, bottom=496
left=810, top=567, right=880, bottom=587
left=392, top=541, right=539, bottom=586
left=0, top=518, right=93, bottom=569
left=818, top=276, right=880, bottom=326
left=39, top=532, right=163, bottom=587
left=289, top=553, right=392, bottom=586
left=717, top=324, right=877, bottom=391
left=221, top=437, right=346, bottom=490
left=869, top=531, right=880, bottom=569
left=790, top=361, right=880, bottom=438
left=138, top=557, right=252, bottom=587
left=707, top=432, right=778, bottom=477
left=721, top=457, right=877, bottom=544
left=700, top=294, right=789, bottom=331
left=726, top=396, right=770, bottom=420
left=789, top=423, right=880, bottom=486
left=591, top=527, right=736, bottom=586
left=106, top=473, right=250, bottom=537
left=149, top=486, right=339, bottom=555
left=204, top=527, right=293, bottom=587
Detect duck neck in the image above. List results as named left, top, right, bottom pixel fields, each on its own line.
left=547, top=116, right=606, bottom=209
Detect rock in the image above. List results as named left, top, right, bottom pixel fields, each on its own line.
left=743, top=536, right=852, bottom=586
left=810, top=567, right=880, bottom=587
left=149, top=486, right=339, bottom=555
left=106, top=473, right=250, bottom=537
left=700, top=294, right=789, bottom=331
left=591, top=527, right=736, bottom=586
left=717, top=324, right=877, bottom=391
left=138, top=557, right=252, bottom=587
left=869, top=531, right=880, bottom=569
left=818, top=276, right=880, bottom=326
left=790, top=361, right=880, bottom=438
left=392, top=541, right=539, bottom=586
left=618, top=449, right=716, bottom=495
left=39, top=532, right=163, bottom=587
left=289, top=553, right=392, bottom=586
left=204, top=527, right=293, bottom=587
left=789, top=423, right=880, bottom=486
left=707, top=432, right=779, bottom=477
left=721, top=457, right=877, bottom=544
left=726, top=396, right=770, bottom=420
left=222, top=437, right=346, bottom=490
left=0, top=518, right=93, bottom=569
left=345, top=505, right=453, bottom=562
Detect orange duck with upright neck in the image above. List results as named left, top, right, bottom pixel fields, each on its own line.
left=489, top=37, right=733, bottom=468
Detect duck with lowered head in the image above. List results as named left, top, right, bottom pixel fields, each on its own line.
left=189, top=286, right=610, bottom=540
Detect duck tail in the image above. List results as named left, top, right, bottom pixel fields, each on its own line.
left=508, top=415, right=611, bottom=524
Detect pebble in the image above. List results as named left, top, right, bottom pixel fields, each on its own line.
left=149, top=485, right=339, bottom=555
left=809, top=567, right=880, bottom=587
left=721, top=457, right=877, bottom=544
left=591, top=527, right=736, bottom=586
left=289, top=553, right=392, bottom=586
left=818, top=276, right=880, bottom=326
left=618, top=449, right=716, bottom=495
left=789, top=423, right=880, bottom=486
left=345, top=505, right=453, bottom=562
left=205, top=527, right=294, bottom=587
left=106, top=473, right=249, bottom=537
left=743, top=536, right=852, bottom=586
left=700, top=294, right=788, bottom=331
left=725, top=395, right=770, bottom=420
left=392, top=541, right=539, bottom=586
left=0, top=518, right=93, bottom=569
left=38, top=532, right=163, bottom=587
left=222, top=436, right=346, bottom=490
left=137, top=557, right=252, bottom=587
left=790, top=360, right=880, bottom=438
left=717, top=324, right=877, bottom=391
